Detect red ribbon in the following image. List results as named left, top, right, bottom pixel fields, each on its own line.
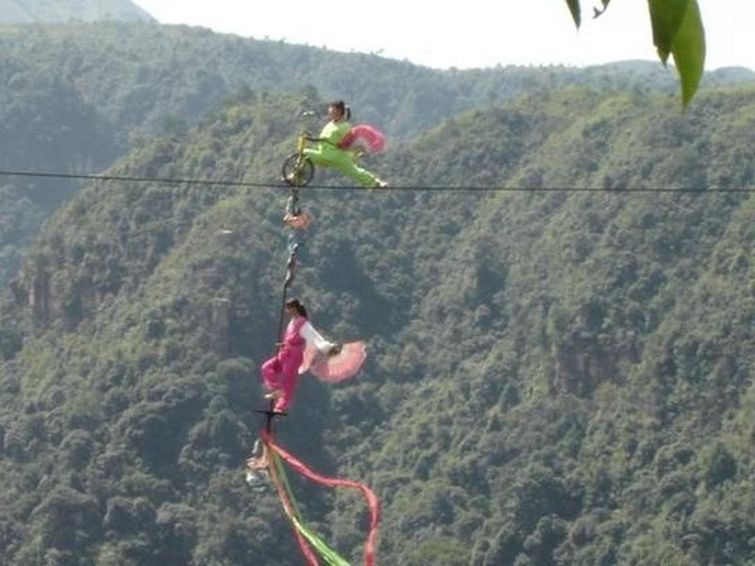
left=262, top=430, right=381, bottom=565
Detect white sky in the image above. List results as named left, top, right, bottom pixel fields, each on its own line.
left=131, top=1, right=754, bottom=71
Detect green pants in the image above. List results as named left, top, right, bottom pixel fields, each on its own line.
left=304, top=147, right=379, bottom=188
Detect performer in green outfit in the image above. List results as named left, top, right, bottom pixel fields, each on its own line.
left=304, top=100, right=389, bottom=189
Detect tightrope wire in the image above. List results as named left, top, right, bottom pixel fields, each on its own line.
left=0, top=169, right=753, bottom=193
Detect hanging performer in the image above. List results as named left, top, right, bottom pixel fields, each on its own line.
left=260, top=298, right=366, bottom=413
left=303, top=100, right=389, bottom=189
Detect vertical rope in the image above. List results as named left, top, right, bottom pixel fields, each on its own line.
left=275, top=244, right=298, bottom=350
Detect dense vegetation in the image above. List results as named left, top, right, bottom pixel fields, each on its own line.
left=0, top=61, right=119, bottom=283
left=0, top=82, right=752, bottom=564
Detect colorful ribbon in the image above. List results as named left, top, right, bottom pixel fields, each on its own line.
left=261, top=430, right=380, bottom=565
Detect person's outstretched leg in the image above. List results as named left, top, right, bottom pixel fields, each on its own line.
left=305, top=148, right=386, bottom=188
left=331, top=152, right=383, bottom=187
left=260, top=357, right=282, bottom=392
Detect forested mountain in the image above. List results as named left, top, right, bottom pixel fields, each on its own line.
left=2, top=22, right=754, bottom=288
left=0, top=84, right=753, bottom=564
left=4, top=23, right=754, bottom=144
left=0, top=0, right=153, bottom=23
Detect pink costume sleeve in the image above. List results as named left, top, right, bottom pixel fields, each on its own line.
left=337, top=124, right=387, bottom=154
left=309, top=341, right=366, bottom=383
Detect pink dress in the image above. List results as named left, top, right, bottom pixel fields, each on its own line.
left=260, top=316, right=332, bottom=412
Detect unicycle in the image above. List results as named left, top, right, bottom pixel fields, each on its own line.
left=281, top=132, right=315, bottom=187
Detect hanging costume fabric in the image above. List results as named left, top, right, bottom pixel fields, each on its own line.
left=338, top=124, right=387, bottom=154
left=256, top=430, right=381, bottom=566
left=301, top=341, right=368, bottom=383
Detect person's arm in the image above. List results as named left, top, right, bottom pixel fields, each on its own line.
left=304, top=123, right=328, bottom=143
left=300, top=321, right=336, bottom=354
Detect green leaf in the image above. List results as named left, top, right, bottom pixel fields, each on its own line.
left=649, top=0, right=705, bottom=106
left=670, top=0, right=706, bottom=106
left=593, top=0, right=611, bottom=19
left=565, top=0, right=581, bottom=28
left=648, top=0, right=690, bottom=64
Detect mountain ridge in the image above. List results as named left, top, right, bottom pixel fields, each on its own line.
left=0, top=0, right=153, bottom=23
